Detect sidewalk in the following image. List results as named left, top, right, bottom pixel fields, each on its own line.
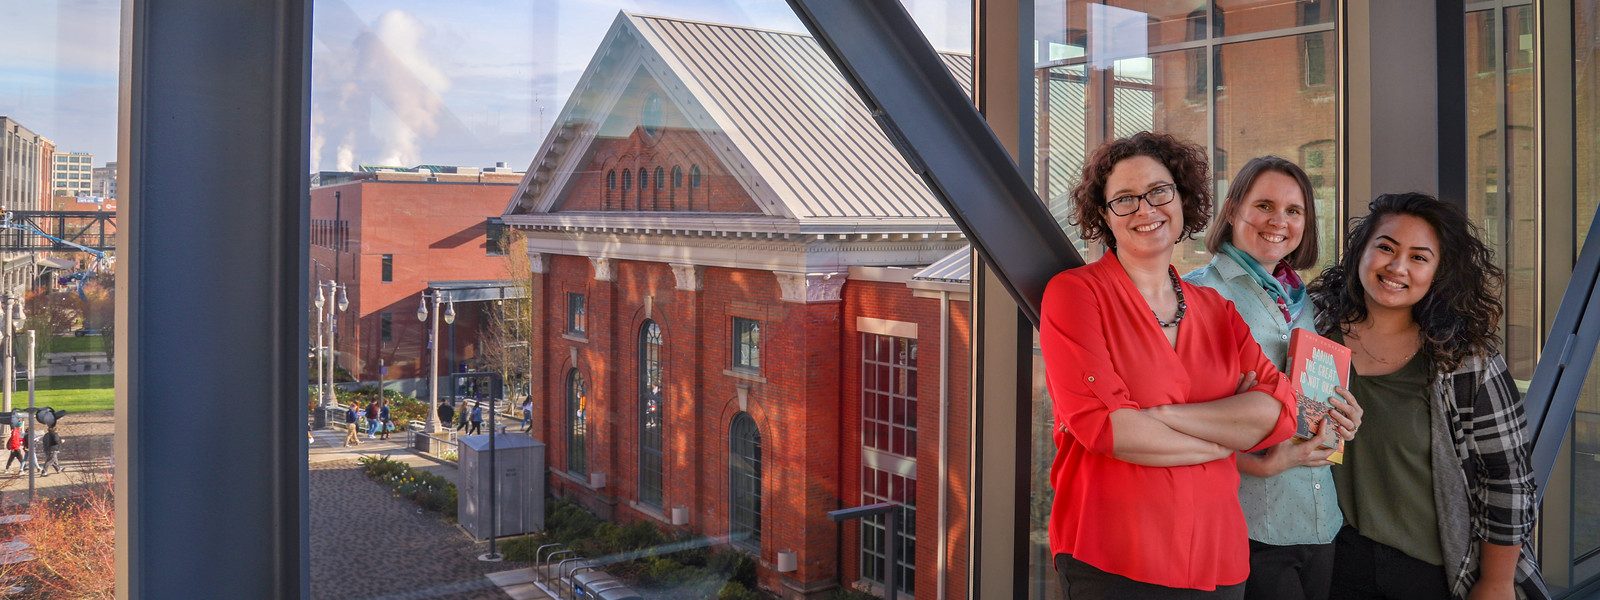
left=308, top=425, right=539, bottom=600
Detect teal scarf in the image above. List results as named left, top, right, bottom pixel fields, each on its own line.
left=1219, top=241, right=1306, bottom=322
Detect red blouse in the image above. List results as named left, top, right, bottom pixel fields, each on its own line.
left=1040, top=253, right=1296, bottom=590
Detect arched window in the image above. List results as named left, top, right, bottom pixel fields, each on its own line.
left=606, top=169, right=617, bottom=206
left=637, top=168, right=648, bottom=206
left=567, top=370, right=587, bottom=475
left=671, top=165, right=683, bottom=210
left=621, top=169, right=632, bottom=191
left=638, top=321, right=664, bottom=508
left=690, top=164, right=701, bottom=189
left=730, top=412, right=762, bottom=550
left=654, top=166, right=665, bottom=210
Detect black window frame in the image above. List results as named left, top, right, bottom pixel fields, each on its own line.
left=380, top=253, right=392, bottom=283
left=729, top=412, right=762, bottom=551
left=732, top=317, right=760, bottom=371
left=567, top=369, right=587, bottom=476
left=567, top=292, right=586, bottom=335
left=639, top=320, right=664, bottom=509
left=380, top=312, right=391, bottom=343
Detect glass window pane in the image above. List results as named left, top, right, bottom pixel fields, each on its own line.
left=1213, top=31, right=1340, bottom=274
left=304, top=1, right=974, bottom=597
left=1031, top=6, right=1337, bottom=598
left=1569, top=0, right=1600, bottom=583
left=0, top=3, right=118, bottom=596
left=1215, top=0, right=1335, bottom=38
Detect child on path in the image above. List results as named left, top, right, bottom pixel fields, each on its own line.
left=40, top=425, right=63, bottom=475
left=3, top=427, right=23, bottom=473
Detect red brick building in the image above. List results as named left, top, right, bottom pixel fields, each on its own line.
left=310, top=166, right=522, bottom=387
left=500, top=12, right=973, bottom=599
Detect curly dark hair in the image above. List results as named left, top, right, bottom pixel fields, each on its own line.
left=1069, top=131, right=1212, bottom=251
left=1205, top=156, right=1320, bottom=270
left=1307, top=193, right=1504, bottom=375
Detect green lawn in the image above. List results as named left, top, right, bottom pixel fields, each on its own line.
left=47, top=336, right=107, bottom=354
left=19, top=374, right=114, bottom=414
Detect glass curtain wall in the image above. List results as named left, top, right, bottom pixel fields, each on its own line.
left=0, top=3, right=118, bottom=597
left=1466, top=0, right=1540, bottom=382
left=1029, top=1, right=1338, bottom=596
left=1564, top=0, right=1600, bottom=594
left=304, top=1, right=974, bottom=598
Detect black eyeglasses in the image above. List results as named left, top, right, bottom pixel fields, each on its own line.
left=1106, top=183, right=1177, bottom=216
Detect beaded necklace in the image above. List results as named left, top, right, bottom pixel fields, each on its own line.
left=1153, top=266, right=1186, bottom=328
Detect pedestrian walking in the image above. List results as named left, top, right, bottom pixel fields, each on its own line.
left=40, top=425, right=63, bottom=475
left=378, top=398, right=392, bottom=440
left=521, top=398, right=533, bottom=433
left=344, top=403, right=361, bottom=447
left=469, top=402, right=484, bottom=436
left=456, top=400, right=470, bottom=432
left=3, top=427, right=23, bottom=473
left=365, top=398, right=380, bottom=439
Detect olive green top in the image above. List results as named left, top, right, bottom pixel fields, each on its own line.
left=1330, top=331, right=1443, bottom=566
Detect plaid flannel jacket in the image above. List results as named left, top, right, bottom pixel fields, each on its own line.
left=1431, top=351, right=1549, bottom=600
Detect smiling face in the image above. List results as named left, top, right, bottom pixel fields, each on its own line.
left=1357, top=213, right=1440, bottom=313
left=1229, top=170, right=1306, bottom=267
left=1104, top=155, right=1184, bottom=259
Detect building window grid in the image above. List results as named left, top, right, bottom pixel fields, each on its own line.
left=860, top=466, right=916, bottom=595
left=733, top=317, right=760, bottom=371
left=862, top=333, right=918, bottom=457
left=567, top=370, right=587, bottom=476
left=638, top=321, right=664, bottom=508
left=730, top=412, right=762, bottom=551
left=568, top=293, right=586, bottom=335
left=380, top=254, right=393, bottom=283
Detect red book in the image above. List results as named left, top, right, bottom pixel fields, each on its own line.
left=1287, top=329, right=1351, bottom=464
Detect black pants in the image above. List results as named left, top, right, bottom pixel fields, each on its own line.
left=1056, top=554, right=1246, bottom=600
left=1329, top=526, right=1449, bottom=600
left=1244, top=540, right=1335, bottom=600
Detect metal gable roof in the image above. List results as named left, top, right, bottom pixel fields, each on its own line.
left=910, top=244, right=972, bottom=284
left=628, top=13, right=972, bottom=221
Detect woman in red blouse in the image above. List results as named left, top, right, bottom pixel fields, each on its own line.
left=1040, top=132, right=1298, bottom=598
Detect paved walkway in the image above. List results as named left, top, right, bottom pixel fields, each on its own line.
left=308, top=427, right=538, bottom=600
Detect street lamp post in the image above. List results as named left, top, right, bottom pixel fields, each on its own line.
left=417, top=290, right=455, bottom=434
left=0, top=296, right=21, bottom=437
left=313, top=281, right=347, bottom=428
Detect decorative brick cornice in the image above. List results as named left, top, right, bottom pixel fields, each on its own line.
left=776, top=271, right=847, bottom=303
left=671, top=263, right=704, bottom=291
left=590, top=257, right=616, bottom=282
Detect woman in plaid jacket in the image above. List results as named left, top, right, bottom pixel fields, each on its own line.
left=1308, top=193, right=1547, bottom=600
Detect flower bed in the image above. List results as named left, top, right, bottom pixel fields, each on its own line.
left=359, top=456, right=456, bottom=518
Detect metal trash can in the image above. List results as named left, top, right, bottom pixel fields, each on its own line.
left=457, top=432, right=545, bottom=540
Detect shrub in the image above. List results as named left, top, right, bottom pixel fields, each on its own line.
left=718, top=582, right=761, bottom=600
left=709, top=549, right=758, bottom=589
left=359, top=456, right=457, bottom=519
left=826, top=590, right=878, bottom=600
left=1, top=473, right=116, bottom=599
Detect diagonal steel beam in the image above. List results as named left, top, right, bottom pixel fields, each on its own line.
left=1524, top=203, right=1600, bottom=502
left=784, top=0, right=1081, bottom=327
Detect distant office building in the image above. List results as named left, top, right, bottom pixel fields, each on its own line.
left=52, top=151, right=93, bottom=198
left=1, top=117, right=50, bottom=213
left=91, top=161, right=117, bottom=201
left=311, top=164, right=525, bottom=389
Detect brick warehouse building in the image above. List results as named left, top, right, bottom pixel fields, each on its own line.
left=310, top=166, right=522, bottom=388
left=499, top=13, right=973, bottom=599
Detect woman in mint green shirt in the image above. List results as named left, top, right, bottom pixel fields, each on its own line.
left=1185, top=156, right=1363, bottom=600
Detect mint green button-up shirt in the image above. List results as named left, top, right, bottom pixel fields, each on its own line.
left=1184, top=254, right=1343, bottom=546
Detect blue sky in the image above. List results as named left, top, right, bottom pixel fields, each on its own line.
left=0, top=0, right=969, bottom=171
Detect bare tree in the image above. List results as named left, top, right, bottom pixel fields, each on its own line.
left=477, top=230, right=532, bottom=402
